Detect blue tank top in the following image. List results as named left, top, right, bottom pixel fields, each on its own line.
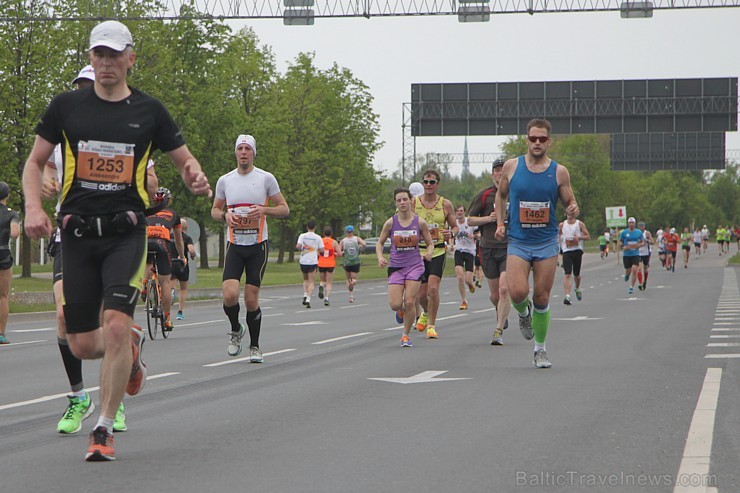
left=389, top=214, right=423, bottom=269
left=507, top=156, right=559, bottom=244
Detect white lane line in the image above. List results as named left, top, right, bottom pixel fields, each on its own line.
left=440, top=301, right=460, bottom=306
left=312, top=332, right=374, bottom=345
left=341, top=303, right=368, bottom=309
left=294, top=308, right=330, bottom=313
left=709, top=335, right=740, bottom=339
left=12, top=327, right=55, bottom=333
left=712, top=322, right=735, bottom=325
left=473, top=308, right=495, bottom=314
left=705, top=354, right=740, bottom=359
left=175, top=320, right=226, bottom=327
left=0, top=372, right=180, bottom=411
left=204, top=348, right=296, bottom=367
left=711, top=328, right=740, bottom=332
left=0, top=340, right=47, bottom=348
left=673, top=367, right=721, bottom=493
left=707, top=343, right=740, bottom=347
left=383, top=326, right=403, bottom=331
left=436, top=314, right=467, bottom=322
left=714, top=318, right=739, bottom=321
left=282, top=321, right=328, bottom=326
left=262, top=313, right=285, bottom=318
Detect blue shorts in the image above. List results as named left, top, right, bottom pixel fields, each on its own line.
left=507, top=238, right=560, bottom=263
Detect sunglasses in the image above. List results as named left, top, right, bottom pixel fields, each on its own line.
left=527, top=136, right=549, bottom=144
left=422, top=179, right=438, bottom=185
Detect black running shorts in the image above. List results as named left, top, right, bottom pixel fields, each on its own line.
left=223, top=241, right=268, bottom=287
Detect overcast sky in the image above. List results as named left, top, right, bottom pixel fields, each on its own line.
left=229, top=9, right=740, bottom=177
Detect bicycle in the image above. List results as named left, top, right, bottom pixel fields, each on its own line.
left=143, top=252, right=168, bottom=340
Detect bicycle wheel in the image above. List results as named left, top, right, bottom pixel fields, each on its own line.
left=146, top=279, right=160, bottom=340
left=159, top=282, right=170, bottom=339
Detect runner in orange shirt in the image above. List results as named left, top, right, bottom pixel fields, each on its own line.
left=318, top=227, right=341, bottom=306
left=663, top=227, right=679, bottom=272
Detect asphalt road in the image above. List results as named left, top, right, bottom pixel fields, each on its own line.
left=1, top=250, right=738, bottom=493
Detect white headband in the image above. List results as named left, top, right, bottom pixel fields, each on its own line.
left=235, top=134, right=256, bottom=155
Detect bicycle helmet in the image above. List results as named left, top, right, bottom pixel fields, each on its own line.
left=153, top=187, right=171, bottom=204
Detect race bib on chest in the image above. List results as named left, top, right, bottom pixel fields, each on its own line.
left=428, top=223, right=440, bottom=242
left=393, top=229, right=418, bottom=251
left=77, top=140, right=135, bottom=188
left=565, top=238, right=579, bottom=247
left=230, top=206, right=259, bottom=235
left=519, top=201, right=550, bottom=228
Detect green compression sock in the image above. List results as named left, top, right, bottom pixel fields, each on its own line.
left=512, top=298, right=530, bottom=316
left=532, top=305, right=551, bottom=344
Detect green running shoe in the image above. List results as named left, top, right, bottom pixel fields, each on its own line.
left=57, top=392, right=95, bottom=434
left=113, top=402, right=127, bottom=432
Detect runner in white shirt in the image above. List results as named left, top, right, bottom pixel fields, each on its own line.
left=559, top=213, right=590, bottom=305
left=296, top=221, right=324, bottom=308
left=211, top=134, right=289, bottom=362
left=701, top=225, right=709, bottom=253
left=452, top=205, right=478, bottom=310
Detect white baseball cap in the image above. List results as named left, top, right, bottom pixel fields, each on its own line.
left=89, top=21, right=133, bottom=52
left=72, top=65, right=95, bottom=85
left=409, top=182, right=424, bottom=197
left=235, top=134, right=256, bottom=155
left=627, top=217, right=636, bottom=223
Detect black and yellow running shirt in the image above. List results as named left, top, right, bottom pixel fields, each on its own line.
left=35, top=86, right=185, bottom=216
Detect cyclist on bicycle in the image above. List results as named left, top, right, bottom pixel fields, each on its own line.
left=143, top=187, right=185, bottom=330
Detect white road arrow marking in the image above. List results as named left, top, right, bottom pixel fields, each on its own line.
left=552, top=316, right=604, bottom=321
left=368, top=370, right=471, bottom=385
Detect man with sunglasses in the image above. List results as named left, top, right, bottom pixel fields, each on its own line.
left=494, top=119, right=579, bottom=369
left=413, top=169, right=457, bottom=339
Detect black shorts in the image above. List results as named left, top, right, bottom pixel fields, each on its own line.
left=481, top=247, right=507, bottom=280
left=454, top=251, right=475, bottom=272
left=147, top=238, right=172, bottom=276
left=318, top=266, right=335, bottom=273
left=0, top=250, right=12, bottom=271
left=171, top=258, right=190, bottom=283
left=300, top=263, right=317, bottom=274
left=223, top=241, right=268, bottom=287
left=682, top=245, right=691, bottom=251
left=421, top=254, right=446, bottom=284
left=562, top=250, right=584, bottom=276
left=53, top=243, right=63, bottom=284
left=61, top=227, right=147, bottom=333
left=623, top=255, right=641, bottom=269
left=694, top=242, right=701, bottom=249
left=640, top=255, right=651, bottom=266
left=474, top=245, right=482, bottom=267
left=343, top=264, right=360, bottom=273
left=669, top=250, right=677, bottom=258
left=599, top=244, right=607, bottom=252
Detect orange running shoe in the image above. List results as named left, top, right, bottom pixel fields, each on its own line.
left=459, top=300, right=468, bottom=310
left=126, top=325, right=147, bottom=396
left=415, top=312, right=428, bottom=331
left=85, top=426, right=115, bottom=461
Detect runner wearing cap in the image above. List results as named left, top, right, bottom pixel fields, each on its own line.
left=663, top=227, right=679, bottom=271
left=618, top=217, right=644, bottom=294
left=42, top=65, right=134, bottom=435
left=0, top=182, right=20, bottom=345
left=701, top=224, right=709, bottom=253
left=338, top=225, right=365, bottom=303
left=22, top=20, right=212, bottom=461
left=212, top=134, right=289, bottom=361
left=468, top=158, right=510, bottom=345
